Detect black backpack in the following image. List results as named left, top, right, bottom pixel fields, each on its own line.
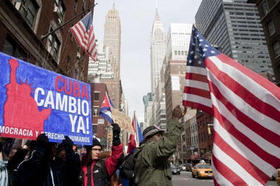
left=119, top=148, right=142, bottom=186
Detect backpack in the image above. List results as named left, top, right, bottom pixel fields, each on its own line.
left=119, top=148, right=142, bottom=186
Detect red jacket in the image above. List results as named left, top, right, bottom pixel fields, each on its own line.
left=82, top=144, right=123, bottom=186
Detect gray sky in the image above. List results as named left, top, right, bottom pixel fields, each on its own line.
left=93, top=0, right=202, bottom=122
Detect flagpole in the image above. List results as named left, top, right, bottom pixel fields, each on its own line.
left=40, top=3, right=97, bottom=41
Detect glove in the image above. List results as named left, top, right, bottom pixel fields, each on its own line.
left=112, top=123, right=121, bottom=146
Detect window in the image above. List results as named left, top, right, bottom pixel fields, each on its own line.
left=14, top=0, right=39, bottom=27
left=262, top=0, right=269, bottom=15
left=2, top=36, right=27, bottom=59
left=93, top=106, right=99, bottom=116
left=267, top=20, right=275, bottom=35
left=273, top=42, right=280, bottom=58
left=94, top=92, right=100, bottom=101
left=47, top=28, right=61, bottom=61
left=54, top=0, right=65, bottom=24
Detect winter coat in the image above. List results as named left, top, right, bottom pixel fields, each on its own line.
left=14, top=147, right=81, bottom=186
left=81, top=144, right=123, bottom=186
left=134, top=119, right=182, bottom=186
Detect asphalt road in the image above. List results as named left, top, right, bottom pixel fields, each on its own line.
left=172, top=171, right=278, bottom=186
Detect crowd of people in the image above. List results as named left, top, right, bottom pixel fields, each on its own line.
left=0, top=105, right=184, bottom=186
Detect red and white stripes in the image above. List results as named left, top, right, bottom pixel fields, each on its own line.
left=183, top=53, right=280, bottom=185
left=70, top=15, right=97, bottom=61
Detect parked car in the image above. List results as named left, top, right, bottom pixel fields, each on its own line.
left=191, top=163, right=213, bottom=178
left=171, top=164, right=181, bottom=175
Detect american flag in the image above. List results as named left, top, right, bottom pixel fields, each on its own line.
left=70, top=11, right=97, bottom=61
left=183, top=26, right=280, bottom=185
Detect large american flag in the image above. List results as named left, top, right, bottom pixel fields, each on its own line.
left=70, top=11, right=97, bottom=61
left=183, top=26, right=280, bottom=185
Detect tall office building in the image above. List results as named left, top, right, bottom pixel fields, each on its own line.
left=195, top=0, right=273, bottom=75
left=151, top=9, right=167, bottom=94
left=150, top=9, right=167, bottom=128
left=103, top=3, right=121, bottom=80
left=103, top=4, right=122, bottom=110
left=164, top=23, right=192, bottom=121
left=247, top=0, right=280, bottom=84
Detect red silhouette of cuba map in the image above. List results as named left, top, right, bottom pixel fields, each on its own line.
left=2, top=58, right=51, bottom=139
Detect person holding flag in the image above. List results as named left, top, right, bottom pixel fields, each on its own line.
left=133, top=105, right=185, bottom=186
left=81, top=123, right=123, bottom=186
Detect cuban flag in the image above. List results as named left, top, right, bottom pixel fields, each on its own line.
left=99, top=92, right=114, bottom=124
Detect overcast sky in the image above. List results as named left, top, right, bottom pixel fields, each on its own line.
left=93, top=0, right=202, bottom=122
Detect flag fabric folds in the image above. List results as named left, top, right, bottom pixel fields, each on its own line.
left=70, top=11, right=97, bottom=61
left=183, top=26, right=280, bottom=185
left=127, top=113, right=143, bottom=154
left=99, top=92, right=114, bottom=124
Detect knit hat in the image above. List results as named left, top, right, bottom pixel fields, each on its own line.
left=92, top=138, right=102, bottom=148
left=85, top=138, right=102, bottom=151
left=143, top=125, right=164, bottom=140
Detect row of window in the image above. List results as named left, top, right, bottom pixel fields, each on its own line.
left=174, top=50, right=187, bottom=56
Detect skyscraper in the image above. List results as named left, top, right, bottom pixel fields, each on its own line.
left=103, top=4, right=122, bottom=110
left=195, top=0, right=273, bottom=75
left=151, top=9, right=167, bottom=94
left=103, top=3, right=121, bottom=80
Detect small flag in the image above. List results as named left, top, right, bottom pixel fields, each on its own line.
left=99, top=92, right=114, bottom=124
left=132, top=113, right=143, bottom=145
left=183, top=26, right=280, bottom=185
left=70, top=11, right=97, bottom=61
left=127, top=134, right=136, bottom=154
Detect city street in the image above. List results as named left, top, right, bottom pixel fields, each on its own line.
left=172, top=172, right=278, bottom=186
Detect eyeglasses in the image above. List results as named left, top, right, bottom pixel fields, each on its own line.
left=91, top=148, right=101, bottom=151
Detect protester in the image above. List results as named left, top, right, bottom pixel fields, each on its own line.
left=54, top=136, right=81, bottom=186
left=81, top=123, right=123, bottom=186
left=14, top=134, right=81, bottom=186
left=134, top=105, right=185, bottom=186
left=7, top=147, right=28, bottom=186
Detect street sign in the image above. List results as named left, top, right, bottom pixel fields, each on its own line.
left=0, top=52, right=92, bottom=145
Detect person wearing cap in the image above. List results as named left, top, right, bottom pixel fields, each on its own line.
left=81, top=123, right=123, bottom=186
left=134, top=105, right=185, bottom=186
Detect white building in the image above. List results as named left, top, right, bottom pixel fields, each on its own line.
left=166, top=23, right=193, bottom=61
left=151, top=9, right=167, bottom=94
left=88, top=43, right=114, bottom=82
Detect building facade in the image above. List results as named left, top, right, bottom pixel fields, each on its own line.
left=247, top=0, right=280, bottom=84
left=88, top=43, right=114, bottom=81
left=143, top=92, right=153, bottom=129
left=195, top=0, right=273, bottom=76
left=0, top=0, right=93, bottom=81
left=196, top=111, right=213, bottom=161
left=164, top=23, right=192, bottom=121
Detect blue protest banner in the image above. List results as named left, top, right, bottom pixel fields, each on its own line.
left=0, top=52, right=92, bottom=145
